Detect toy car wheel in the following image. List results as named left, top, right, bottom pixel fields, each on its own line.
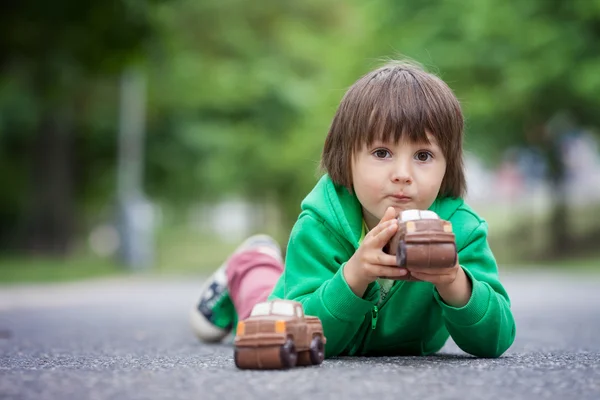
left=233, top=348, right=240, bottom=368
left=396, top=239, right=408, bottom=268
left=309, top=336, right=325, bottom=365
left=280, top=338, right=297, bottom=368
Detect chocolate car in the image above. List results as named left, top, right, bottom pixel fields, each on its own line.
left=384, top=209, right=457, bottom=280
left=233, top=300, right=326, bottom=370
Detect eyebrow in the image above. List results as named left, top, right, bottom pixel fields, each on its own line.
left=368, top=135, right=439, bottom=147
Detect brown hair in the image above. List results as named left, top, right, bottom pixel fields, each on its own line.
left=320, top=60, right=466, bottom=198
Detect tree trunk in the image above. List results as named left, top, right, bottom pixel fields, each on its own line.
left=23, top=106, right=75, bottom=256
left=543, top=117, right=570, bottom=257
left=548, top=180, right=569, bottom=255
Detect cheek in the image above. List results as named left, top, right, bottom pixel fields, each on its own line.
left=431, top=157, right=447, bottom=180
left=417, top=163, right=446, bottom=190
left=352, top=158, right=375, bottom=186
left=356, top=169, right=384, bottom=192
left=433, top=166, right=447, bottom=193
left=438, top=162, right=448, bottom=185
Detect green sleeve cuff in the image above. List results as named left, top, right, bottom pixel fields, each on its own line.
left=434, top=267, right=491, bottom=326
left=321, top=263, right=377, bottom=322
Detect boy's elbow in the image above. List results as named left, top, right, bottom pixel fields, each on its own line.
left=472, top=325, right=516, bottom=358
left=466, top=343, right=509, bottom=358
left=495, top=326, right=517, bottom=358
left=480, top=344, right=510, bottom=359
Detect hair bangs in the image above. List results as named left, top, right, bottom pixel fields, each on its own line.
left=352, top=69, right=439, bottom=153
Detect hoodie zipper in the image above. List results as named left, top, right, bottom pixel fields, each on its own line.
left=371, top=305, right=379, bottom=329
left=369, top=280, right=406, bottom=331
left=351, top=281, right=406, bottom=355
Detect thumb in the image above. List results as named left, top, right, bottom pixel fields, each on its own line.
left=379, top=207, right=397, bottom=223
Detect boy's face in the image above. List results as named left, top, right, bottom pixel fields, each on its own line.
left=351, top=132, right=447, bottom=231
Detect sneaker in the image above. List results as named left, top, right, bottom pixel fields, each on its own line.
left=190, top=234, right=282, bottom=342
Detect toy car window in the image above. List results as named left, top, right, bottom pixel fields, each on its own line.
left=250, top=302, right=271, bottom=316
left=400, top=209, right=440, bottom=221
left=419, top=210, right=439, bottom=220
left=295, top=306, right=303, bottom=318
left=400, top=209, right=421, bottom=221
left=271, top=302, right=295, bottom=316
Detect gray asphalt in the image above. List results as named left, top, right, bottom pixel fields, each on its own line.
left=1, top=270, right=599, bottom=400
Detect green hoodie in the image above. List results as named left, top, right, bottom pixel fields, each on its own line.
left=268, top=175, right=516, bottom=358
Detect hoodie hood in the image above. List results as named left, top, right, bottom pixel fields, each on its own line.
left=301, top=175, right=363, bottom=249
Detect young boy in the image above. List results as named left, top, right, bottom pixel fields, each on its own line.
left=190, top=60, right=516, bottom=359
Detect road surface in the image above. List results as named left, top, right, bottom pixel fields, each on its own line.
left=1, top=270, right=599, bottom=400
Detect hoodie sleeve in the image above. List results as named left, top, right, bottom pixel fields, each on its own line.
left=433, top=220, right=516, bottom=358
left=268, top=214, right=378, bottom=357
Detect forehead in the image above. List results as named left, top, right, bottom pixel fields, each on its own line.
left=362, top=131, right=441, bottom=148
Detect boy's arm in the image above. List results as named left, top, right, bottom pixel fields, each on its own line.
left=269, top=214, right=378, bottom=357
left=433, top=221, right=516, bottom=358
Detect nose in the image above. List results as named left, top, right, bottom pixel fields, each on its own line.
left=391, top=158, right=413, bottom=184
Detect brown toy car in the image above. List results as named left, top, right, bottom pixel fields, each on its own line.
left=233, top=299, right=326, bottom=370
left=384, top=209, right=457, bottom=281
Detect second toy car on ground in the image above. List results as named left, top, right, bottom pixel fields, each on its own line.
left=233, top=300, right=326, bottom=370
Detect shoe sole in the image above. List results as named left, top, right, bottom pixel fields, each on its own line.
left=190, top=265, right=231, bottom=342
left=189, top=306, right=230, bottom=342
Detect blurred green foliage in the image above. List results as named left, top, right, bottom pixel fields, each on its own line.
left=1, top=0, right=600, bottom=262
left=366, top=0, right=600, bottom=158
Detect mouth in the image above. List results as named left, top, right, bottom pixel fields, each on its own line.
left=390, top=194, right=412, bottom=202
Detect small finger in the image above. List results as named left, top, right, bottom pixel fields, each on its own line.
left=367, top=218, right=396, bottom=238
left=371, top=265, right=407, bottom=279
left=407, top=267, right=453, bottom=275
left=372, top=219, right=398, bottom=246
left=410, top=271, right=453, bottom=284
left=374, top=253, right=399, bottom=266
left=379, top=206, right=397, bottom=223
left=408, top=271, right=429, bottom=282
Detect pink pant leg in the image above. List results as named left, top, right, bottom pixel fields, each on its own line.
left=226, top=249, right=284, bottom=320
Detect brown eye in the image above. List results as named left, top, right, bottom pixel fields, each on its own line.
left=415, top=151, right=433, bottom=162
left=373, top=149, right=391, bottom=159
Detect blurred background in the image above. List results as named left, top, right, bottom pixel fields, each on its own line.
left=1, top=0, right=600, bottom=283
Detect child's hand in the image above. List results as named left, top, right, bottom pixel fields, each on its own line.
left=343, top=207, right=408, bottom=297
left=407, top=259, right=461, bottom=287
left=408, top=257, right=473, bottom=307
